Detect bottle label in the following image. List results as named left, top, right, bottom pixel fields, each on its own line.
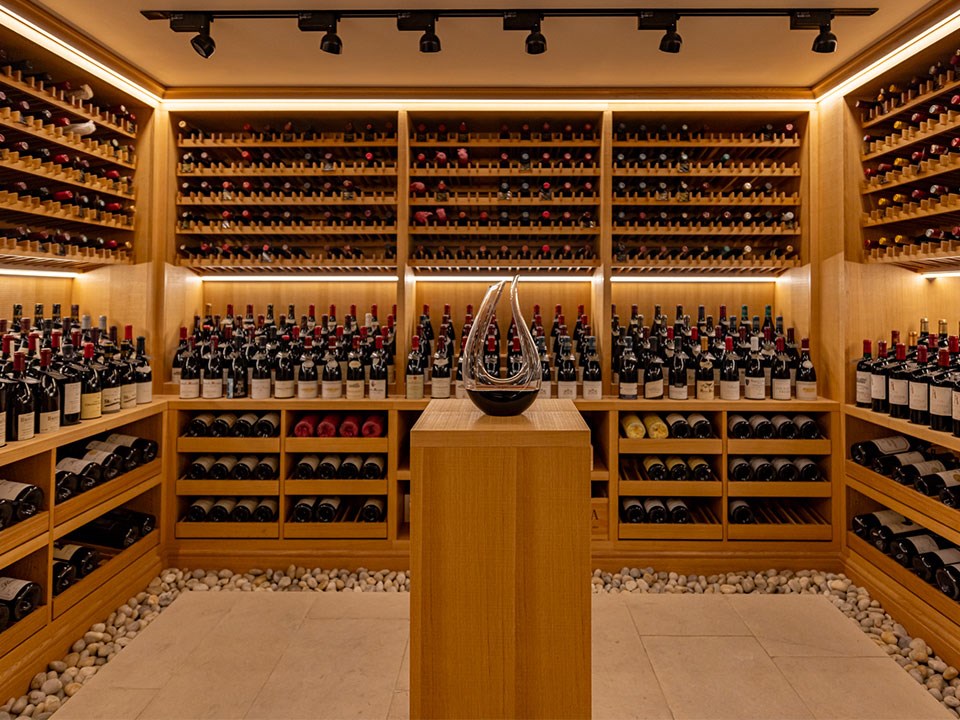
left=406, top=375, right=424, bottom=400
left=83, top=391, right=104, bottom=420
left=0, top=479, right=31, bottom=501
left=931, top=386, right=952, bottom=416
left=178, top=378, right=200, bottom=400
left=883, top=520, right=918, bottom=534
left=136, top=381, right=152, bottom=405
left=931, top=548, right=960, bottom=564
left=53, top=544, right=83, bottom=562
left=321, top=380, right=343, bottom=399
left=856, top=371, right=872, bottom=405
left=171, top=368, right=181, bottom=385
left=619, top=382, right=638, bottom=400
left=873, top=437, right=911, bottom=454
left=953, top=390, right=960, bottom=421
left=893, top=451, right=925, bottom=465
left=387, top=365, right=396, bottom=385
left=771, top=378, right=791, bottom=401
left=911, top=460, right=946, bottom=475
left=297, top=380, right=319, bottom=399
left=719, top=380, right=740, bottom=401
left=346, top=379, right=365, bottom=400
left=582, top=381, right=602, bottom=400
left=744, top=377, right=765, bottom=400
left=871, top=373, right=887, bottom=400
left=201, top=377, right=224, bottom=399
left=63, top=382, right=81, bottom=415
left=643, top=378, right=663, bottom=399
left=431, top=376, right=451, bottom=399
left=795, top=381, right=817, bottom=401
left=696, top=380, right=715, bottom=400
left=686, top=368, right=696, bottom=390
left=667, top=384, right=688, bottom=400
left=0, top=577, right=29, bottom=601
left=273, top=379, right=295, bottom=399
left=102, top=386, right=121, bottom=413
left=56, top=458, right=90, bottom=474
left=889, top=378, right=908, bottom=406
left=909, top=382, right=929, bottom=411
left=908, top=536, right=940, bottom=554
left=935, top=471, right=960, bottom=488
left=120, top=384, right=137, bottom=408
left=190, top=457, right=215, bottom=474
left=250, top=378, right=271, bottom=400
left=38, top=410, right=59, bottom=435
left=215, top=456, right=238, bottom=473
left=558, top=381, right=577, bottom=399
left=105, top=434, right=139, bottom=447
left=369, top=379, right=387, bottom=400
left=83, top=449, right=112, bottom=465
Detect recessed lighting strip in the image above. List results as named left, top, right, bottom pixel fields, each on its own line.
left=414, top=274, right=592, bottom=282
left=0, top=266, right=80, bottom=279
left=199, top=274, right=398, bottom=283
left=0, top=7, right=161, bottom=107
left=919, top=270, right=960, bottom=280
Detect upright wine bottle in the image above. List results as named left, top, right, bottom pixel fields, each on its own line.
left=80, top=343, right=102, bottom=420
left=33, top=348, right=60, bottom=434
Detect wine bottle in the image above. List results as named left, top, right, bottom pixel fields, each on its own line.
left=728, top=457, right=753, bottom=481
left=8, top=352, right=35, bottom=441
left=620, top=413, right=645, bottom=439
left=253, top=498, right=278, bottom=522
left=748, top=414, right=775, bottom=439
left=642, top=456, right=667, bottom=481
left=728, top=499, right=756, bottom=524
left=291, top=497, right=317, bottom=523
left=232, top=456, right=257, bottom=480
left=688, top=413, right=713, bottom=438
left=201, top=337, right=223, bottom=399
left=794, top=339, right=817, bottom=400
left=869, top=516, right=925, bottom=553
left=360, top=497, right=385, bottom=522
left=52, top=561, right=76, bottom=595
left=855, top=340, right=874, bottom=408
left=749, top=457, right=776, bottom=482
left=53, top=542, right=100, bottom=577
left=643, top=498, right=667, bottom=523
left=664, top=456, right=689, bottom=480
left=361, top=456, right=385, bottom=479
left=0, top=577, right=41, bottom=620
left=771, top=458, right=800, bottom=482
left=851, top=436, right=919, bottom=466
left=728, top=413, right=752, bottom=439
left=719, top=337, right=740, bottom=400
left=618, top=336, right=639, bottom=400
left=794, top=458, right=823, bottom=482
left=254, top=456, right=279, bottom=479
left=186, top=456, right=215, bottom=479
left=33, top=348, right=60, bottom=434
left=186, top=498, right=213, bottom=522
left=642, top=413, right=668, bottom=438
left=67, top=512, right=138, bottom=548
left=207, top=498, right=236, bottom=522
left=320, top=337, right=343, bottom=399
left=688, top=456, right=713, bottom=481
left=914, top=545, right=960, bottom=581
left=134, top=337, right=152, bottom=404
left=769, top=415, right=799, bottom=439
left=406, top=335, right=425, bottom=400
left=0, top=480, right=42, bottom=521
left=230, top=497, right=258, bottom=522
left=293, top=454, right=320, bottom=480
left=254, top=412, right=280, bottom=437
left=872, top=449, right=928, bottom=477
left=316, top=496, right=341, bottom=522
left=209, top=456, right=237, bottom=480
left=666, top=498, right=691, bottom=523
left=621, top=497, right=645, bottom=523
left=233, top=413, right=258, bottom=437
left=665, top=413, right=690, bottom=439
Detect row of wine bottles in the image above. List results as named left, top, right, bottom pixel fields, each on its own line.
left=410, top=244, right=595, bottom=262
left=292, top=413, right=385, bottom=438
left=728, top=413, right=823, bottom=440
left=728, top=456, right=823, bottom=483
left=177, top=119, right=394, bottom=142
left=865, top=230, right=960, bottom=252
left=862, top=141, right=959, bottom=184
left=290, top=454, right=385, bottom=480
left=66, top=507, right=155, bottom=550
left=183, top=412, right=279, bottom=438
left=0, top=574, right=41, bottom=632
left=178, top=209, right=396, bottom=229
left=179, top=154, right=394, bottom=173
left=178, top=242, right=384, bottom=262
left=623, top=455, right=713, bottom=481
left=620, top=412, right=714, bottom=439
left=180, top=177, right=393, bottom=199
left=5, top=225, right=129, bottom=254
left=852, top=509, right=960, bottom=600
left=184, top=497, right=278, bottom=523
left=51, top=540, right=102, bottom=596
left=413, top=121, right=596, bottom=142
left=0, top=478, right=42, bottom=530
left=410, top=179, right=597, bottom=199
left=289, top=495, right=385, bottom=523
left=2, top=181, right=133, bottom=220
left=185, top=455, right=278, bottom=481
left=620, top=497, right=694, bottom=524
left=412, top=148, right=596, bottom=169
left=856, top=45, right=959, bottom=122
left=851, top=434, right=960, bottom=506
left=56, top=432, right=158, bottom=491
left=855, top=329, right=960, bottom=436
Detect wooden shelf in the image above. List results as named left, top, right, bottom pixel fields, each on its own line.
left=179, top=136, right=397, bottom=148
left=283, top=521, right=386, bottom=539
left=176, top=224, right=397, bottom=236
left=844, top=404, right=960, bottom=455
left=0, top=192, right=133, bottom=231
left=619, top=438, right=723, bottom=455
left=0, top=605, right=46, bottom=660
left=728, top=481, right=832, bottom=497
left=727, top=500, right=831, bottom=540
left=175, top=521, right=279, bottom=539
left=863, top=111, right=960, bottom=161
left=411, top=166, right=598, bottom=177
left=613, top=193, right=800, bottom=206
left=177, top=257, right=396, bottom=276
left=175, top=479, right=280, bottom=495
left=0, top=67, right=136, bottom=138
left=284, top=479, right=388, bottom=495
left=613, top=136, right=801, bottom=148
left=862, top=153, right=960, bottom=195
left=612, top=224, right=799, bottom=236
left=863, top=195, right=960, bottom=227
left=863, top=241, right=960, bottom=272
left=284, top=437, right=388, bottom=453
left=0, top=524, right=48, bottom=570
left=860, top=71, right=960, bottom=129
left=845, top=461, right=960, bottom=548
left=0, top=111, right=135, bottom=169
left=619, top=521, right=723, bottom=540
left=0, top=514, right=48, bottom=563
left=52, top=532, right=158, bottom=619
left=167, top=398, right=431, bottom=411
left=408, top=225, right=599, bottom=236
left=0, top=239, right=132, bottom=271
left=178, top=165, right=396, bottom=177
left=53, top=473, right=161, bottom=540
left=619, top=480, right=722, bottom=497
left=409, top=195, right=597, bottom=206
left=410, top=136, right=598, bottom=147
left=176, top=436, right=280, bottom=454
left=727, top=439, right=831, bottom=455
left=177, top=194, right=397, bottom=206
left=409, top=259, right=599, bottom=275
left=612, top=258, right=800, bottom=276
left=54, top=459, right=162, bottom=528
left=0, top=152, right=134, bottom=199
left=612, top=163, right=800, bottom=177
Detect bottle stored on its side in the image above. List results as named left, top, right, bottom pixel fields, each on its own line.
left=728, top=499, right=756, bottom=524
left=0, top=577, right=42, bottom=620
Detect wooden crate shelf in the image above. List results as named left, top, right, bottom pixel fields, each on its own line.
left=283, top=521, right=387, bottom=539
left=176, top=437, right=280, bottom=454
left=619, top=480, right=722, bottom=497
left=54, top=459, right=162, bottom=528
left=175, top=479, right=281, bottom=495
left=175, top=521, right=279, bottom=539
left=728, top=481, right=831, bottom=498
left=619, top=438, right=723, bottom=455
left=284, top=437, right=388, bottom=453
left=285, top=479, right=388, bottom=495
left=51, top=532, right=159, bottom=618
left=727, top=439, right=831, bottom=455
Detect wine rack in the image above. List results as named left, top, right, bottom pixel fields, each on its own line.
left=172, top=113, right=399, bottom=276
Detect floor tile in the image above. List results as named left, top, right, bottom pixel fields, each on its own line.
left=395, top=637, right=410, bottom=692
left=593, top=596, right=673, bottom=720
left=243, top=617, right=408, bottom=719
left=54, top=688, right=157, bottom=720
left=643, top=635, right=814, bottom=720
left=776, top=657, right=953, bottom=720
left=727, top=595, right=888, bottom=658
left=307, top=592, right=409, bottom=620
left=388, top=691, right=410, bottom=720
left=624, top=594, right=752, bottom=636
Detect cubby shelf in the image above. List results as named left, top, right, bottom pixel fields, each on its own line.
left=728, top=481, right=832, bottom=498
left=845, top=404, right=960, bottom=455
left=727, top=439, right=831, bottom=455
left=176, top=437, right=280, bottom=454
left=619, top=438, right=723, bottom=454
left=619, top=520, right=723, bottom=541
left=283, top=521, right=386, bottom=539
left=0, top=607, right=46, bottom=661
left=175, top=522, right=279, bottom=539
left=175, top=479, right=280, bottom=495
left=619, top=480, right=722, bottom=497
left=284, top=479, right=389, bottom=495
left=284, top=437, right=388, bottom=453
left=53, top=460, right=162, bottom=529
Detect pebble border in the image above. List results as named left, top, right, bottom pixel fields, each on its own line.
left=0, top=566, right=955, bottom=719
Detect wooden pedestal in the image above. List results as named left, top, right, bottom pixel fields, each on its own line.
left=410, top=399, right=592, bottom=719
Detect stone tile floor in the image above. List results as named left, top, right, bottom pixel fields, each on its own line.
left=55, top=592, right=949, bottom=720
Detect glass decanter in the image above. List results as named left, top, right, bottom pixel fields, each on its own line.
left=462, top=275, right=541, bottom=416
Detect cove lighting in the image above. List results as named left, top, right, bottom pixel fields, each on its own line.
left=611, top=275, right=777, bottom=283
left=0, top=267, right=80, bottom=279
left=199, top=274, right=397, bottom=283
left=414, top=274, right=592, bottom=283
left=919, top=271, right=960, bottom=280
left=0, top=7, right=160, bottom=107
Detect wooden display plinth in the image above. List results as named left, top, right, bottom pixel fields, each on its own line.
left=410, top=399, right=591, bottom=719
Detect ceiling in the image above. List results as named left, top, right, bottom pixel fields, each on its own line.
left=33, top=0, right=939, bottom=89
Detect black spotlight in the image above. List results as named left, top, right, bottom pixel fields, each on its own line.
left=169, top=13, right=215, bottom=58
left=398, top=12, right=441, bottom=53
left=503, top=12, right=546, bottom=55
left=638, top=11, right=681, bottom=54
left=659, top=24, right=682, bottom=53
left=299, top=12, right=342, bottom=54
left=812, top=23, right=838, bottom=53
